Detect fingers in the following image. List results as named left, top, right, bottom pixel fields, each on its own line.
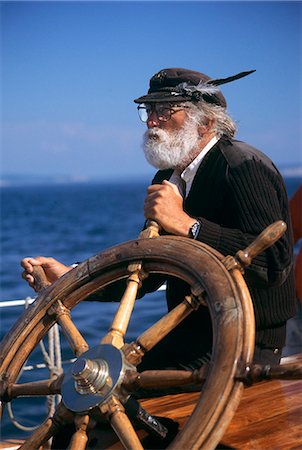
left=144, top=184, right=171, bottom=226
left=144, top=182, right=193, bottom=236
left=21, top=255, right=71, bottom=290
left=162, top=180, right=183, bottom=197
left=21, top=256, right=57, bottom=271
left=146, top=182, right=170, bottom=194
left=21, top=256, right=44, bottom=273
left=146, top=181, right=182, bottom=198
left=144, top=188, right=160, bottom=217
left=21, top=268, right=35, bottom=287
left=145, top=184, right=168, bottom=206
left=20, top=256, right=53, bottom=288
left=145, top=182, right=182, bottom=214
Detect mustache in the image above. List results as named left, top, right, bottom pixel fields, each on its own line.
left=144, top=128, right=168, bottom=139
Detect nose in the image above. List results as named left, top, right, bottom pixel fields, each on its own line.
left=147, top=110, right=160, bottom=129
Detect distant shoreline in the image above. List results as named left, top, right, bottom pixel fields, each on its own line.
left=1, top=167, right=302, bottom=188
left=0, top=176, right=150, bottom=188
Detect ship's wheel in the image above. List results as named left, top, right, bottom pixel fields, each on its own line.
left=0, top=222, right=286, bottom=449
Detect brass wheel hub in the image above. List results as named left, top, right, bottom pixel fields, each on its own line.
left=62, top=344, right=135, bottom=412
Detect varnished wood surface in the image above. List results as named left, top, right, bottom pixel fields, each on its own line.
left=0, top=442, right=47, bottom=450
left=139, top=353, right=302, bottom=449
left=0, top=441, right=23, bottom=450
left=220, top=355, right=302, bottom=449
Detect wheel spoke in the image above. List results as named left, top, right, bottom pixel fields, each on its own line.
left=137, top=295, right=201, bottom=351
left=100, top=395, right=143, bottom=450
left=101, top=222, right=157, bottom=349
left=123, top=295, right=202, bottom=365
left=68, top=414, right=90, bottom=450
left=48, top=300, right=89, bottom=356
left=101, top=263, right=147, bottom=349
left=123, top=366, right=208, bottom=392
left=19, top=401, right=74, bottom=450
left=7, top=375, right=63, bottom=399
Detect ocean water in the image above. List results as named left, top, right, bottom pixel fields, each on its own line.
left=0, top=177, right=301, bottom=440
left=0, top=180, right=168, bottom=440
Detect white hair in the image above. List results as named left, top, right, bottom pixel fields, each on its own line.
left=143, top=119, right=200, bottom=170
left=186, top=100, right=237, bottom=138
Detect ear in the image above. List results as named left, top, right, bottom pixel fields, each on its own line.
left=198, top=118, right=215, bottom=136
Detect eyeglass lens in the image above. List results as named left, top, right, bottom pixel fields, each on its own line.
left=137, top=104, right=174, bottom=122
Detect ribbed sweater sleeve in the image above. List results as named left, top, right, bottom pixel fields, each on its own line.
left=187, top=143, right=296, bottom=344
left=195, top=157, right=293, bottom=288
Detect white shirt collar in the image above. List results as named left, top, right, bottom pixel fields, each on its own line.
left=169, top=135, right=219, bottom=198
left=181, top=135, right=219, bottom=191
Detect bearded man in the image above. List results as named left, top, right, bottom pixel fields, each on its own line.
left=21, top=68, right=296, bottom=369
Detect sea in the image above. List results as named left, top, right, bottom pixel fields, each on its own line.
left=0, top=176, right=301, bottom=441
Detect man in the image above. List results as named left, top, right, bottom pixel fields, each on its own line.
left=283, top=185, right=302, bottom=356
left=290, top=185, right=302, bottom=303
left=22, top=67, right=296, bottom=368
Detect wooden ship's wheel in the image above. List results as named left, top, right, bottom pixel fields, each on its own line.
left=0, top=221, right=292, bottom=449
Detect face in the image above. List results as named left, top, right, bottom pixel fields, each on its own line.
left=142, top=103, right=201, bottom=170
left=142, top=103, right=189, bottom=132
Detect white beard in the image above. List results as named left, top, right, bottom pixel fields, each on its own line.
left=142, top=119, right=200, bottom=170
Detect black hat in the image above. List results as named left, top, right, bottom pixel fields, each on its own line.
left=134, top=68, right=255, bottom=108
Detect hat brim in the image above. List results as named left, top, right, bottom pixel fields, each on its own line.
left=133, top=92, right=191, bottom=104
left=133, top=91, right=226, bottom=107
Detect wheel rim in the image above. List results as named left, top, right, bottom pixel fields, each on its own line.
left=0, top=236, right=255, bottom=449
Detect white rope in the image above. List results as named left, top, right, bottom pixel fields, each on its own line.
left=54, top=324, right=63, bottom=376
left=46, top=326, right=57, bottom=418
left=7, top=402, right=41, bottom=432
left=6, top=301, right=63, bottom=432
left=22, top=357, right=76, bottom=371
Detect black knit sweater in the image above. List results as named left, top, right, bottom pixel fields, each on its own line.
left=91, top=137, right=296, bottom=366
left=153, top=137, right=296, bottom=350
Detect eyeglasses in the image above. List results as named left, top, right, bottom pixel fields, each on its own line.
left=137, top=103, right=189, bottom=123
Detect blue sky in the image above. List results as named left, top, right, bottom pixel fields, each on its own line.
left=1, top=1, right=301, bottom=182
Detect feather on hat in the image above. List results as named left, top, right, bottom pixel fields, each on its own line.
left=134, top=68, right=256, bottom=107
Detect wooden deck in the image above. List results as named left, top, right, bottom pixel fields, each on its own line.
left=220, top=358, right=302, bottom=449
left=1, top=354, right=301, bottom=449
left=140, top=353, right=302, bottom=449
